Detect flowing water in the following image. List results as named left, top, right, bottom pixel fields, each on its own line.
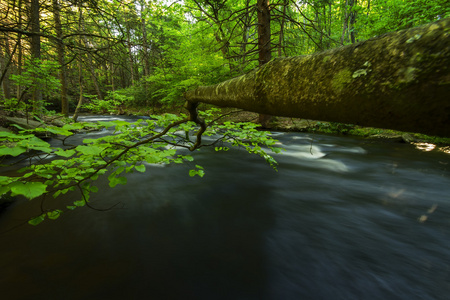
left=1, top=115, right=449, bottom=300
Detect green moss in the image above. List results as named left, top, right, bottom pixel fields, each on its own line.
left=352, top=69, right=368, bottom=78
left=332, top=69, right=352, bottom=92
left=322, top=56, right=332, bottom=63
left=397, top=66, right=419, bottom=84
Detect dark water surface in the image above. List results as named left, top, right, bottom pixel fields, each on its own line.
left=1, top=116, right=449, bottom=299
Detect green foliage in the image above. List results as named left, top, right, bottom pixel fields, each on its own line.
left=9, top=59, right=61, bottom=109
left=0, top=131, right=53, bottom=157
left=2, top=97, right=28, bottom=112
left=189, top=165, right=205, bottom=178
left=82, top=90, right=133, bottom=114
left=0, top=110, right=280, bottom=225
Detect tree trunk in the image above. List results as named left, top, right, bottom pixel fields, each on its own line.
left=140, top=4, right=150, bottom=78
left=278, top=0, right=287, bottom=57
left=30, top=0, right=43, bottom=114
left=0, top=41, right=12, bottom=100
left=341, top=0, right=349, bottom=45
left=78, top=3, right=103, bottom=100
left=127, top=27, right=135, bottom=86
left=16, top=36, right=23, bottom=100
left=349, top=0, right=358, bottom=44
left=185, top=19, right=450, bottom=137
left=257, top=0, right=272, bottom=127
left=73, top=15, right=84, bottom=122
left=72, top=71, right=84, bottom=122
left=110, top=60, right=115, bottom=92
left=16, top=0, right=24, bottom=100
left=52, top=0, right=69, bottom=116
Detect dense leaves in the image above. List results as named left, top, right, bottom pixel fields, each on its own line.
left=0, top=110, right=281, bottom=224
left=1, top=0, right=447, bottom=112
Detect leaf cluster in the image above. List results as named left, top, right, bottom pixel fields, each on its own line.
left=0, top=110, right=281, bottom=226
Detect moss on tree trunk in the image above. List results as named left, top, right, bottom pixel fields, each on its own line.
left=185, top=18, right=450, bottom=137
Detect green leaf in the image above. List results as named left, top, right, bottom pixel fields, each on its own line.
left=0, top=131, right=18, bottom=138
left=0, top=186, right=10, bottom=196
left=76, top=145, right=104, bottom=156
left=0, top=176, right=12, bottom=184
left=54, top=148, right=76, bottom=157
left=17, top=137, right=52, bottom=153
left=115, top=166, right=125, bottom=175
left=9, top=181, right=47, bottom=200
left=62, top=123, right=85, bottom=131
left=47, top=209, right=63, bottom=220
left=28, top=215, right=45, bottom=226
left=66, top=205, right=76, bottom=210
left=189, top=165, right=205, bottom=178
left=0, top=146, right=27, bottom=157
left=96, top=121, right=117, bottom=128
left=135, top=164, right=146, bottom=172
left=108, top=175, right=127, bottom=188
left=271, top=147, right=283, bottom=154
left=46, top=127, right=73, bottom=136
left=73, top=200, right=86, bottom=207
left=183, top=155, right=194, bottom=162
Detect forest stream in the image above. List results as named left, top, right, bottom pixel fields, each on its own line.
left=0, top=115, right=449, bottom=300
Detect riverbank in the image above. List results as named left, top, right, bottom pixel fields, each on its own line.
left=128, top=105, right=450, bottom=152
left=1, top=106, right=450, bottom=153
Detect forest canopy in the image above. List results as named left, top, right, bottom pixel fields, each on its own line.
left=1, top=0, right=449, bottom=115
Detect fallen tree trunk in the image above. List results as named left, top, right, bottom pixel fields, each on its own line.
left=185, top=18, right=450, bottom=137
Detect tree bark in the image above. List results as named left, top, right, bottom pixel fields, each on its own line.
left=349, top=0, right=358, bottom=44
left=341, top=0, right=349, bottom=45
left=79, top=7, right=103, bottom=100
left=257, top=0, right=272, bottom=127
left=185, top=19, right=450, bottom=137
left=277, top=0, right=287, bottom=57
left=30, top=0, right=43, bottom=114
left=0, top=41, right=12, bottom=100
left=52, top=0, right=69, bottom=116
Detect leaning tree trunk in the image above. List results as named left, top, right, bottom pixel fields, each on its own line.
left=185, top=18, right=450, bottom=137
